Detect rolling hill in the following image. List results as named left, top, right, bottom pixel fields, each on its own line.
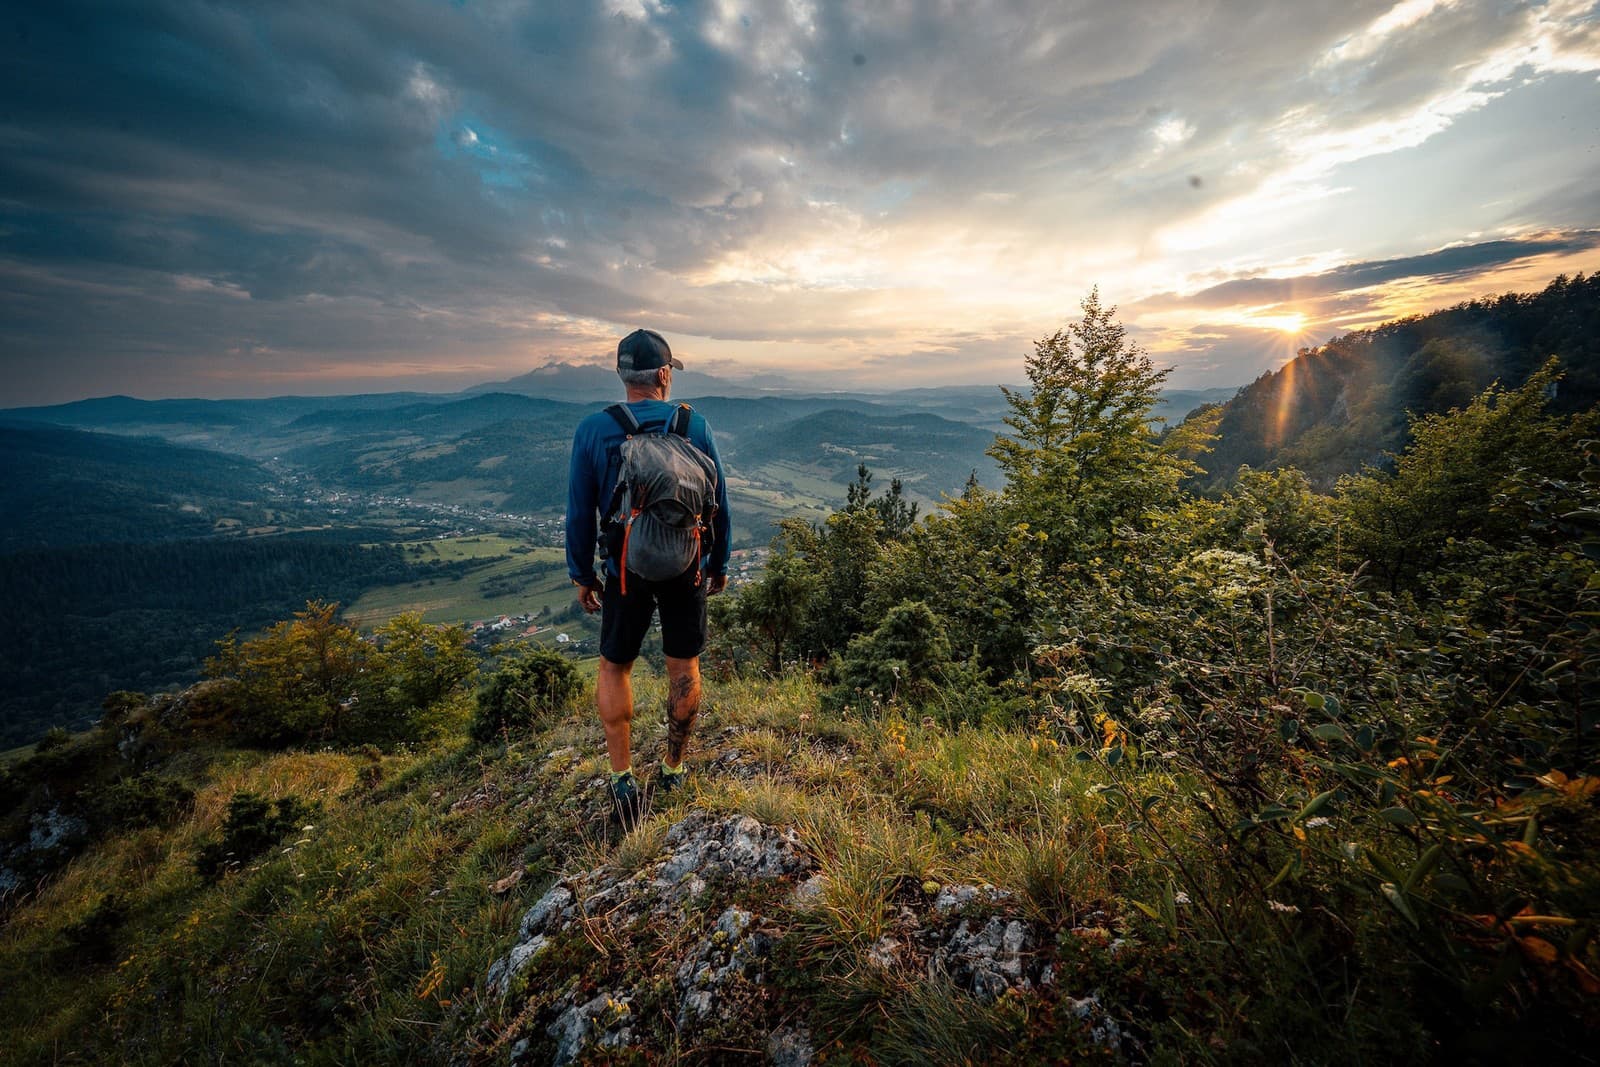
left=1191, top=272, right=1600, bottom=489
left=0, top=424, right=288, bottom=552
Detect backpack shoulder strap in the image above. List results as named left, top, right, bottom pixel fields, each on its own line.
left=606, top=403, right=642, bottom=435
left=668, top=403, right=693, bottom=437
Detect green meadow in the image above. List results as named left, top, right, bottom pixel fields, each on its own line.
left=345, top=536, right=575, bottom=629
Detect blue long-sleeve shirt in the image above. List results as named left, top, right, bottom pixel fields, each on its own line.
left=565, top=399, right=732, bottom=586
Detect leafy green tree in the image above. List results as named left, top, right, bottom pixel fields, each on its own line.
left=717, top=539, right=821, bottom=674
left=867, top=484, right=1047, bottom=677
left=782, top=510, right=887, bottom=656
left=1214, top=466, right=1337, bottom=567
left=1337, top=358, right=1597, bottom=590
left=206, top=600, right=368, bottom=744
left=364, top=613, right=477, bottom=717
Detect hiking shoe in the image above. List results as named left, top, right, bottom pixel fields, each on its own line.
left=656, top=763, right=687, bottom=797
left=609, top=771, right=647, bottom=831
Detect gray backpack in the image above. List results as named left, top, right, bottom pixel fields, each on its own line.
left=603, top=403, right=719, bottom=593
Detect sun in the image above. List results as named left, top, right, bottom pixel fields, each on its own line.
left=1255, top=311, right=1307, bottom=334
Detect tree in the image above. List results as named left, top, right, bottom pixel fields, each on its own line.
left=990, top=289, right=1217, bottom=571
left=874, top=477, right=919, bottom=539
left=353, top=613, right=478, bottom=741
left=868, top=484, right=1047, bottom=677
left=1214, top=465, right=1336, bottom=567
left=721, top=540, right=820, bottom=674
left=1337, top=358, right=1597, bottom=590
left=845, top=463, right=919, bottom=541
left=206, top=600, right=367, bottom=744
left=366, top=613, right=477, bottom=715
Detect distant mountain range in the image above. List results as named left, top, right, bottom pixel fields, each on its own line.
left=465, top=361, right=1233, bottom=427
left=468, top=362, right=803, bottom=399
left=15, top=267, right=1596, bottom=528
left=34, top=269, right=1596, bottom=544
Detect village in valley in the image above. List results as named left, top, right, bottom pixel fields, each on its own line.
left=460, top=545, right=772, bottom=657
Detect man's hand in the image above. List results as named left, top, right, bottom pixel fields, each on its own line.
left=706, top=573, right=728, bottom=597
left=576, top=581, right=603, bottom=614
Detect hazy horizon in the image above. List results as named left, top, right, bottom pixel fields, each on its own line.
left=0, top=358, right=1249, bottom=411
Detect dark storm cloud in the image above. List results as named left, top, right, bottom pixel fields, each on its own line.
left=1135, top=231, right=1600, bottom=312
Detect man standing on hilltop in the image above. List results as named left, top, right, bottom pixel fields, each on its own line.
left=565, top=329, right=731, bottom=828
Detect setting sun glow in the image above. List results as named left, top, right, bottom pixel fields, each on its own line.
left=1258, top=311, right=1309, bottom=334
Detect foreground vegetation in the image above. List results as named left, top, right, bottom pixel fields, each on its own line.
left=2, top=286, right=1596, bottom=1063
left=5, top=654, right=1594, bottom=1061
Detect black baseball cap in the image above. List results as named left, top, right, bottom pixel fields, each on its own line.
left=616, top=328, right=683, bottom=372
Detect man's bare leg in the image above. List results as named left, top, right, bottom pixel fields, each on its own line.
left=597, top=656, right=635, bottom=773
left=663, top=655, right=702, bottom=769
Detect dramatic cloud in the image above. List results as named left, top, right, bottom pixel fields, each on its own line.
left=1, top=0, right=1598, bottom=402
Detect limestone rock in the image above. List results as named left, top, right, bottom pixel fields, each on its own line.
left=768, top=1026, right=815, bottom=1067
left=545, top=991, right=633, bottom=1066
left=931, top=916, right=1034, bottom=1001
left=489, top=813, right=815, bottom=1059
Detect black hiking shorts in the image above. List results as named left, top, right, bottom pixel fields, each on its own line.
left=599, top=564, right=708, bottom=664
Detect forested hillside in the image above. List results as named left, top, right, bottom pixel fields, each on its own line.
left=0, top=539, right=479, bottom=747
left=732, top=408, right=1003, bottom=497
left=0, top=425, right=285, bottom=551
left=1193, top=272, right=1600, bottom=488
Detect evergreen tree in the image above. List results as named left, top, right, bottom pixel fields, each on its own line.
left=990, top=289, right=1217, bottom=571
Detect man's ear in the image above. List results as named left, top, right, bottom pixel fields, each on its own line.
left=658, top=366, right=671, bottom=390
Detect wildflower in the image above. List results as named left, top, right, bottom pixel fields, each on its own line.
left=1304, top=817, right=1331, bottom=829
left=1173, top=891, right=1192, bottom=905
left=1267, top=900, right=1301, bottom=914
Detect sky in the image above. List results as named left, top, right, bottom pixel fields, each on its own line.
left=2, top=0, right=1599, bottom=406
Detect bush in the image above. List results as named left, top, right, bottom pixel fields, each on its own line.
left=921, top=653, right=1030, bottom=730
left=471, top=648, right=582, bottom=741
left=195, top=792, right=319, bottom=883
left=60, top=894, right=127, bottom=965
left=826, top=601, right=953, bottom=711
left=98, top=691, right=147, bottom=729
left=35, top=727, right=72, bottom=753
left=82, top=775, right=195, bottom=835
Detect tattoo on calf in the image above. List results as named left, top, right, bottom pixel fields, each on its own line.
left=666, top=675, right=699, bottom=765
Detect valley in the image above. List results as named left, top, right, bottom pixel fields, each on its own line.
left=8, top=269, right=1595, bottom=749
left=0, top=375, right=1031, bottom=744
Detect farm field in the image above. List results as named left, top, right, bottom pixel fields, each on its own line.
left=739, top=458, right=842, bottom=501
left=344, top=535, right=575, bottom=628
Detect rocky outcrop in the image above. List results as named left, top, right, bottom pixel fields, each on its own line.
left=1, top=806, right=90, bottom=902
left=485, top=812, right=1129, bottom=1064
left=489, top=812, right=814, bottom=1065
